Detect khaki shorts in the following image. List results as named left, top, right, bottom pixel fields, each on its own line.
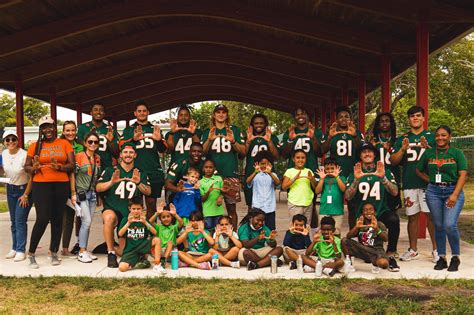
left=404, top=189, right=429, bottom=216
left=310, top=256, right=335, bottom=267
left=288, top=202, right=313, bottom=225
left=283, top=247, right=306, bottom=261
left=238, top=246, right=273, bottom=264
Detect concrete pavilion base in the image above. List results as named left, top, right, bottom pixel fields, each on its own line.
left=1, top=191, right=473, bottom=280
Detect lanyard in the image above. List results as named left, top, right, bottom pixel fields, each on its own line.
left=327, top=177, right=334, bottom=193
left=435, top=146, right=449, bottom=173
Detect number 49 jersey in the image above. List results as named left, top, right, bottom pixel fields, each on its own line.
left=98, top=165, right=150, bottom=218
left=393, top=130, right=435, bottom=190
left=325, top=130, right=364, bottom=177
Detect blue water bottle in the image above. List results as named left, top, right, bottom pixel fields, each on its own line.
left=171, top=248, right=179, bottom=270
left=212, top=253, right=219, bottom=270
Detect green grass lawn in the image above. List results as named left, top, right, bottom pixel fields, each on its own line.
left=0, top=277, right=472, bottom=313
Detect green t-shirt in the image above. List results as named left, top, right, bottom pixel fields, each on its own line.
left=121, top=122, right=166, bottom=183
left=119, top=218, right=151, bottom=255
left=201, top=125, right=244, bottom=177
left=187, top=230, right=210, bottom=253
left=393, top=130, right=435, bottom=190
left=77, top=121, right=119, bottom=169
left=373, top=135, right=401, bottom=184
left=312, top=235, right=342, bottom=259
left=71, top=140, right=83, bottom=154
left=318, top=176, right=346, bottom=216
left=155, top=223, right=179, bottom=247
left=165, top=129, right=202, bottom=164
left=346, top=165, right=396, bottom=218
left=324, top=130, right=364, bottom=177
left=245, top=135, right=280, bottom=177
left=283, top=168, right=314, bottom=206
left=417, top=147, right=467, bottom=183
left=98, top=165, right=150, bottom=218
left=281, top=127, right=323, bottom=172
left=199, top=175, right=225, bottom=217
left=238, top=223, right=272, bottom=249
left=357, top=221, right=387, bottom=250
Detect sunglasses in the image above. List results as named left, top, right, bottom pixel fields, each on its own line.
left=87, top=140, right=99, bottom=145
left=4, top=137, right=17, bottom=143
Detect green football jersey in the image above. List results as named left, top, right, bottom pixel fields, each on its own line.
left=393, top=130, right=435, bottom=190
left=77, top=121, right=119, bottom=169
left=417, top=147, right=467, bottom=183
left=122, top=122, right=166, bottom=183
left=201, top=125, right=244, bottom=177
left=346, top=166, right=396, bottom=218
left=244, top=134, right=280, bottom=177
left=325, top=130, right=364, bottom=177
left=98, top=165, right=150, bottom=218
left=165, top=129, right=202, bottom=163
left=281, top=127, right=323, bottom=172
left=373, top=135, right=401, bottom=184
left=119, top=218, right=151, bottom=254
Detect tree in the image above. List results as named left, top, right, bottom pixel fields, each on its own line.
left=0, top=94, right=49, bottom=128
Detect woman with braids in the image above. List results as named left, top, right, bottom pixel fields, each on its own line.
left=24, top=116, right=75, bottom=268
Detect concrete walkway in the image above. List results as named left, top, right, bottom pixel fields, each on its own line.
left=1, top=191, right=473, bottom=279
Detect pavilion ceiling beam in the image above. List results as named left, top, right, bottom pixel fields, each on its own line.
left=25, top=44, right=354, bottom=94
left=0, top=25, right=379, bottom=82
left=0, top=0, right=414, bottom=58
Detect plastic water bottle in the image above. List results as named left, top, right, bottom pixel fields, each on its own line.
left=315, top=258, right=322, bottom=277
left=270, top=255, right=278, bottom=274
left=297, top=255, right=303, bottom=273
left=344, top=255, right=354, bottom=273
left=212, top=253, right=219, bottom=270
left=171, top=248, right=179, bottom=270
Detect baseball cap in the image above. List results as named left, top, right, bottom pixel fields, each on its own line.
left=2, top=130, right=18, bottom=140
left=213, top=104, right=228, bottom=113
left=38, top=115, right=55, bottom=126
left=120, top=141, right=136, bottom=151
left=359, top=142, right=378, bottom=158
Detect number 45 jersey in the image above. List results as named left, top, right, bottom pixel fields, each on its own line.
left=393, top=130, right=435, bottom=190
left=281, top=127, right=324, bottom=172
left=98, top=165, right=150, bottom=218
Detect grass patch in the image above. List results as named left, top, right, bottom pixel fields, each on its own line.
left=463, top=181, right=474, bottom=211
left=0, top=201, right=7, bottom=213
left=0, top=277, right=472, bottom=313
left=0, top=186, right=5, bottom=194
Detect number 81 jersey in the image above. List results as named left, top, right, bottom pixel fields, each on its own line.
left=98, top=165, right=150, bottom=218
left=326, top=130, right=364, bottom=177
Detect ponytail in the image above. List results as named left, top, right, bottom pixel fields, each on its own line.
left=34, top=127, right=45, bottom=156
left=239, top=207, right=265, bottom=227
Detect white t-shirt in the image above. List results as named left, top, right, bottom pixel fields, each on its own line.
left=2, top=149, right=29, bottom=185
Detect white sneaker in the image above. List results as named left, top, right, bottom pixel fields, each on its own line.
left=322, top=267, right=334, bottom=276
left=78, top=252, right=92, bottom=263
left=372, top=266, right=380, bottom=274
left=14, top=252, right=26, bottom=262
left=153, top=264, right=167, bottom=274
left=5, top=250, right=16, bottom=259
left=86, top=252, right=98, bottom=260
left=432, top=250, right=440, bottom=263
left=230, top=261, right=240, bottom=269
left=303, top=265, right=315, bottom=273
left=400, top=248, right=419, bottom=261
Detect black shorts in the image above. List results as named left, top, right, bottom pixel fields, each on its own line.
left=344, top=238, right=387, bottom=266
left=149, top=181, right=164, bottom=198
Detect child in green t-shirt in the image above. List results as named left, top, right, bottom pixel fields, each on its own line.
left=303, top=216, right=344, bottom=276
left=118, top=198, right=157, bottom=272
left=149, top=202, right=184, bottom=274
left=315, top=157, right=347, bottom=236
left=176, top=211, right=214, bottom=270
left=199, top=158, right=226, bottom=230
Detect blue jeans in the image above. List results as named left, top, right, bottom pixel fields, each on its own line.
left=426, top=184, right=464, bottom=256
left=204, top=215, right=221, bottom=230
left=78, top=191, right=97, bottom=249
left=7, top=184, right=32, bottom=253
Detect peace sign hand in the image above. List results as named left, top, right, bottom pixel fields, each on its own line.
left=209, top=127, right=218, bottom=141
left=106, top=126, right=114, bottom=142
left=420, top=136, right=431, bottom=149
left=288, top=125, right=297, bottom=140
left=151, top=125, right=162, bottom=141
left=131, top=168, right=141, bottom=185
left=133, top=125, right=144, bottom=141
left=170, top=119, right=178, bottom=133
left=374, top=161, right=385, bottom=178
left=263, top=127, right=272, bottom=142
left=225, top=127, right=235, bottom=143
left=247, top=126, right=256, bottom=143
left=307, top=122, right=315, bottom=138
left=354, top=162, right=364, bottom=180
left=111, top=169, right=123, bottom=184
left=347, top=121, right=357, bottom=137
left=328, top=122, right=338, bottom=138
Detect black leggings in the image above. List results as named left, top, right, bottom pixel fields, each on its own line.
left=62, top=204, right=75, bottom=249
left=378, top=210, right=400, bottom=253
left=29, top=182, right=70, bottom=254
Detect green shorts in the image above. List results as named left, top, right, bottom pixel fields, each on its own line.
left=120, top=240, right=151, bottom=267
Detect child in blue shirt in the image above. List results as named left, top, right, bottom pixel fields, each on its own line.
left=283, top=214, right=311, bottom=269
left=173, top=167, right=201, bottom=223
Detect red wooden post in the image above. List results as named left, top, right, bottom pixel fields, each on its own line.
left=330, top=93, right=336, bottom=123
left=76, top=102, right=82, bottom=125
left=15, top=79, right=25, bottom=148
left=381, top=55, right=391, bottom=113
left=358, top=75, right=366, bottom=134
left=321, top=105, right=327, bottom=134
left=49, top=87, right=57, bottom=122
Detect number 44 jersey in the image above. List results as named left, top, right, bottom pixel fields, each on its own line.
left=98, top=165, right=150, bottom=218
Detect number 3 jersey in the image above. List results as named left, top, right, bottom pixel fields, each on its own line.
left=77, top=121, right=120, bottom=169
left=346, top=166, right=396, bottom=218
left=393, top=130, right=435, bottom=190
left=281, top=127, right=324, bottom=172
left=98, top=165, right=150, bottom=217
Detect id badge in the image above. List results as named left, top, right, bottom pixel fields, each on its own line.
left=435, top=174, right=442, bottom=183
left=327, top=195, right=333, bottom=204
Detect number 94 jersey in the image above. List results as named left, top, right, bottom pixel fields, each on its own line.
left=98, top=165, right=150, bottom=218
left=393, top=130, right=435, bottom=190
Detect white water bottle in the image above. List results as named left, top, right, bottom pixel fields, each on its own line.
left=344, top=255, right=351, bottom=273
left=297, top=255, right=303, bottom=273
left=315, top=258, right=322, bottom=277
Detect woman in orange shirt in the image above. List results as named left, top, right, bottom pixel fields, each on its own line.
left=24, top=116, right=75, bottom=269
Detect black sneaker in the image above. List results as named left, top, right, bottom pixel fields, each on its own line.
left=247, top=261, right=258, bottom=270
left=447, top=256, right=460, bottom=272
left=434, top=257, right=448, bottom=270
left=277, top=259, right=284, bottom=267
left=160, top=257, right=167, bottom=269
left=289, top=261, right=297, bottom=270
left=70, top=243, right=80, bottom=255
left=107, top=253, right=118, bottom=268
left=388, top=256, right=400, bottom=272
left=135, top=259, right=151, bottom=269
left=328, top=269, right=337, bottom=277
left=93, top=242, right=108, bottom=254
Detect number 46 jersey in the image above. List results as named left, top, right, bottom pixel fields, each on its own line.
left=98, top=165, right=150, bottom=218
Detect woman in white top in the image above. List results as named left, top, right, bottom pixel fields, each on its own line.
left=2, top=130, right=31, bottom=261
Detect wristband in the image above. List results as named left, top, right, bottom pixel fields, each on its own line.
left=377, top=229, right=382, bottom=235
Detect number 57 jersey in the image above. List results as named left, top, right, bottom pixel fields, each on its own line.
left=98, top=165, right=150, bottom=218
left=393, top=130, right=435, bottom=190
